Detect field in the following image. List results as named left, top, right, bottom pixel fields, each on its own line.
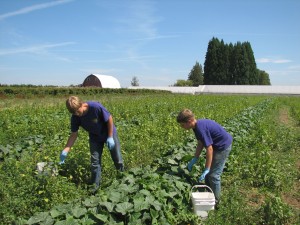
left=0, top=89, right=299, bottom=225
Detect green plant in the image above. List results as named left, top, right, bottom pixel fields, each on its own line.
left=259, top=194, right=294, bottom=225
left=1, top=92, right=299, bottom=224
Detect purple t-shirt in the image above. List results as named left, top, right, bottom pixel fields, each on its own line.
left=193, top=119, right=232, bottom=151
left=70, top=101, right=116, bottom=142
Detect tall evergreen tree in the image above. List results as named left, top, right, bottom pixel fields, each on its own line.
left=230, top=42, right=244, bottom=84
left=204, top=37, right=220, bottom=84
left=203, top=37, right=268, bottom=85
left=227, top=43, right=235, bottom=84
left=216, top=40, right=231, bottom=84
left=244, top=42, right=259, bottom=84
left=204, top=38, right=234, bottom=84
left=188, top=61, right=203, bottom=86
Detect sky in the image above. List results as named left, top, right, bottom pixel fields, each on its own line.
left=0, top=0, right=299, bottom=87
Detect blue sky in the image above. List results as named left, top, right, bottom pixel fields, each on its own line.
left=0, top=0, right=299, bottom=87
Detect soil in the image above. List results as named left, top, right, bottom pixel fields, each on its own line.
left=278, top=107, right=300, bottom=211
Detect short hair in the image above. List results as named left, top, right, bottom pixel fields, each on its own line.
left=66, top=96, right=83, bottom=114
left=176, top=109, right=195, bottom=123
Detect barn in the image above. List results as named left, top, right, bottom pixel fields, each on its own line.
left=82, top=74, right=121, bottom=88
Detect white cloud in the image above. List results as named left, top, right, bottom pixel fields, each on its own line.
left=0, top=0, right=74, bottom=21
left=0, top=42, right=76, bottom=56
left=256, top=58, right=292, bottom=64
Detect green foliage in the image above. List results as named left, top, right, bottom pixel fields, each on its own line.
left=173, top=79, right=193, bottom=87
left=0, top=86, right=170, bottom=98
left=0, top=153, right=84, bottom=224
left=0, top=93, right=299, bottom=224
left=259, top=194, right=294, bottom=225
left=205, top=187, right=255, bottom=224
left=188, top=61, right=204, bottom=86
left=204, top=37, right=264, bottom=85
left=21, top=166, right=200, bottom=225
left=258, top=69, right=271, bottom=85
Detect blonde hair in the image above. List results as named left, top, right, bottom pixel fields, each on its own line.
left=176, top=109, right=195, bottom=123
left=66, top=96, right=83, bottom=114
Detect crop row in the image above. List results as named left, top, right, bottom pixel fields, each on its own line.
left=0, top=94, right=268, bottom=224
left=20, top=99, right=276, bottom=224
left=2, top=94, right=299, bottom=224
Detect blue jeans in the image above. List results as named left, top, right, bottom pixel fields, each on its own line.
left=89, top=133, right=124, bottom=188
left=205, top=144, right=232, bottom=202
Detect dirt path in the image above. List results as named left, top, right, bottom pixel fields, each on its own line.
left=278, top=107, right=300, bottom=211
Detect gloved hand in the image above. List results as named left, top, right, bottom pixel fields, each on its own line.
left=106, top=137, right=115, bottom=151
left=59, top=150, right=68, bottom=164
left=187, top=157, right=199, bottom=172
left=199, top=168, right=210, bottom=181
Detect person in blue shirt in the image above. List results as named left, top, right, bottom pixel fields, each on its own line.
left=59, top=96, right=124, bottom=194
left=177, top=109, right=232, bottom=206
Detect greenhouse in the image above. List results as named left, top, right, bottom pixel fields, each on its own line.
left=129, top=85, right=300, bottom=95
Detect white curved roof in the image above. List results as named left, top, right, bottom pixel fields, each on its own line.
left=92, top=74, right=121, bottom=88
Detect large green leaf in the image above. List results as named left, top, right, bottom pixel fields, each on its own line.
left=49, top=209, right=63, bottom=218
left=133, top=196, right=150, bottom=211
left=150, top=208, right=159, bottom=220
left=115, top=202, right=134, bottom=215
left=108, top=191, right=123, bottom=203
left=128, top=212, right=142, bottom=223
left=100, top=201, right=115, bottom=212
left=123, top=174, right=136, bottom=185
left=145, top=196, right=162, bottom=211
left=27, top=212, right=50, bottom=225
left=55, top=217, right=78, bottom=225
left=82, top=196, right=102, bottom=207
left=93, top=213, right=108, bottom=222
left=139, top=189, right=151, bottom=196
left=71, top=206, right=87, bottom=218
left=53, top=204, right=73, bottom=214
left=78, top=217, right=95, bottom=225
left=118, top=183, right=138, bottom=194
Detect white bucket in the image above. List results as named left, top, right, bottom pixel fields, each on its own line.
left=191, top=185, right=215, bottom=218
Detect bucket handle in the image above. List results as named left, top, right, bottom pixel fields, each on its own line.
left=191, top=185, right=214, bottom=194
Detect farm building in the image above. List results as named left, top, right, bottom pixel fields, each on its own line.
left=82, top=74, right=121, bottom=88
left=129, top=85, right=300, bottom=95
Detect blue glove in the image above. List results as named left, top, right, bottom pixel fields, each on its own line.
left=106, top=137, right=115, bottom=151
left=59, top=150, right=68, bottom=164
left=187, top=157, right=199, bottom=172
left=199, top=168, right=210, bottom=181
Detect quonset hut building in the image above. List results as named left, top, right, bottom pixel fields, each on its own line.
left=82, top=74, right=121, bottom=88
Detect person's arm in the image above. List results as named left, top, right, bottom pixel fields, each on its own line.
left=187, top=140, right=204, bottom=172
left=64, top=131, right=78, bottom=152
left=106, top=115, right=115, bottom=150
left=204, top=145, right=213, bottom=169
left=198, top=144, right=213, bottom=181
left=195, top=140, right=204, bottom=158
left=107, top=115, right=114, bottom=137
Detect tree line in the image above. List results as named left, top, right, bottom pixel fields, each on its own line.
left=174, top=37, right=271, bottom=86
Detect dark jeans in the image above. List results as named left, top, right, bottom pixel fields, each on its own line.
left=89, top=133, right=124, bottom=188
